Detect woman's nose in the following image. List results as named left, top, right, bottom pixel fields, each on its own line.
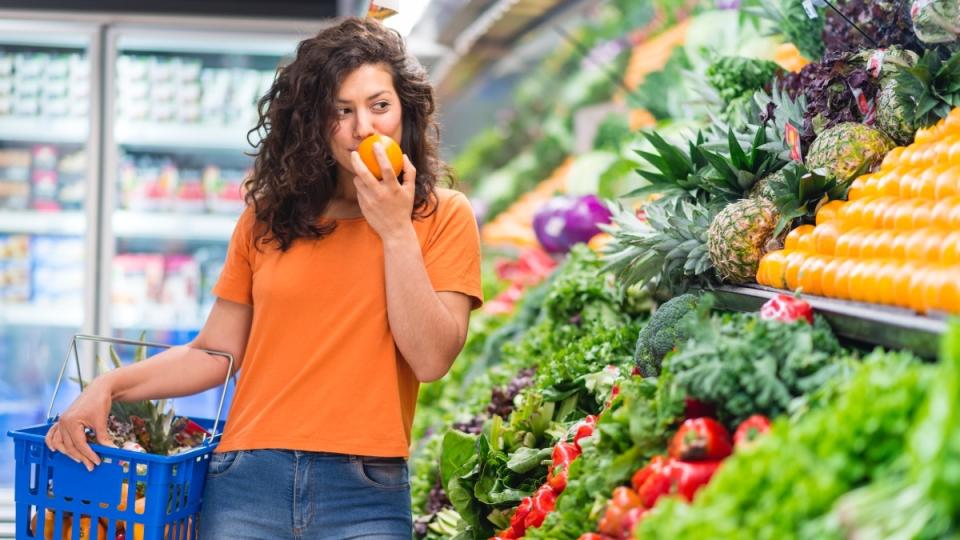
left=354, top=110, right=375, bottom=139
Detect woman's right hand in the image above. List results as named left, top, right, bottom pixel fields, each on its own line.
left=45, top=377, right=117, bottom=471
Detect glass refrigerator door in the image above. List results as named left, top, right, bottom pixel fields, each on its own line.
left=103, top=27, right=300, bottom=420
left=0, top=20, right=100, bottom=486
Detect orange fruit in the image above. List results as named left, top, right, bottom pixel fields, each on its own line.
left=877, top=172, right=902, bottom=197
left=784, top=252, right=808, bottom=291
left=357, top=133, right=403, bottom=180
left=892, top=262, right=916, bottom=307
left=934, top=167, right=959, bottom=199
left=873, top=230, right=896, bottom=259
left=858, top=260, right=885, bottom=304
left=816, top=200, right=846, bottom=225
left=908, top=267, right=932, bottom=313
left=912, top=200, right=936, bottom=229
left=913, top=168, right=939, bottom=199
left=891, top=231, right=911, bottom=260
left=797, top=231, right=817, bottom=253
left=941, top=232, right=960, bottom=265
left=875, top=261, right=899, bottom=305
left=846, top=261, right=871, bottom=302
left=758, top=250, right=788, bottom=288
left=931, top=197, right=957, bottom=227
left=881, top=147, right=905, bottom=168
left=950, top=140, right=960, bottom=163
left=839, top=197, right=869, bottom=225
left=939, top=268, right=960, bottom=314
left=893, top=199, right=924, bottom=230
left=951, top=202, right=960, bottom=228
left=820, top=258, right=842, bottom=298
left=921, top=268, right=947, bottom=313
left=844, top=229, right=867, bottom=259
left=832, top=259, right=858, bottom=300
left=847, top=176, right=868, bottom=200
left=784, top=225, right=816, bottom=251
left=798, top=256, right=827, bottom=296
left=863, top=197, right=895, bottom=228
left=813, top=221, right=842, bottom=255
left=859, top=230, right=882, bottom=260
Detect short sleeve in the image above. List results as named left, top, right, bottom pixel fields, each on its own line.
left=422, top=191, right=483, bottom=309
left=212, top=208, right=255, bottom=305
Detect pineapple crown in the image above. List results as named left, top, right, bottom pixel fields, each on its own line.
left=755, top=84, right=808, bottom=161
left=892, top=49, right=960, bottom=129
left=768, top=162, right=839, bottom=235
left=630, top=125, right=787, bottom=205
left=602, top=198, right=716, bottom=296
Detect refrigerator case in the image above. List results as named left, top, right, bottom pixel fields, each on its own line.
left=0, top=20, right=101, bottom=486
left=102, top=27, right=303, bottom=420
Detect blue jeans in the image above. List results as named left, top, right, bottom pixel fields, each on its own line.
left=198, top=449, right=412, bottom=539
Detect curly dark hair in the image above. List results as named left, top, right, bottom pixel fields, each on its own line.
left=244, top=17, right=449, bottom=251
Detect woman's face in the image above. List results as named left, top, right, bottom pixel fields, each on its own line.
left=330, top=63, right=403, bottom=178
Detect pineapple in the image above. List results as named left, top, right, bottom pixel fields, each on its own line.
left=707, top=198, right=780, bottom=284
left=87, top=342, right=202, bottom=455
left=755, top=85, right=808, bottom=162
left=805, top=123, right=894, bottom=182
left=883, top=49, right=960, bottom=141
left=748, top=169, right=783, bottom=202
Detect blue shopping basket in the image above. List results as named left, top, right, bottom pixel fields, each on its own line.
left=7, top=334, right=234, bottom=540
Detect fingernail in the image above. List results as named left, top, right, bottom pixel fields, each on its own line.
left=86, top=464, right=93, bottom=472
left=374, top=142, right=383, bottom=153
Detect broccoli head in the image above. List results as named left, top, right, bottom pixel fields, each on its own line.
left=634, top=293, right=701, bottom=377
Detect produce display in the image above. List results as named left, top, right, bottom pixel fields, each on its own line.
left=412, top=0, right=960, bottom=539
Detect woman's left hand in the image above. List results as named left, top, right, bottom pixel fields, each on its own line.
left=351, top=143, right=417, bottom=241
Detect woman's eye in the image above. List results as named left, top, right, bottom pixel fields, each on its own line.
left=373, top=101, right=390, bottom=111
left=337, top=108, right=351, bottom=116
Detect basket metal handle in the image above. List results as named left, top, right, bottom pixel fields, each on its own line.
left=47, top=333, right=235, bottom=445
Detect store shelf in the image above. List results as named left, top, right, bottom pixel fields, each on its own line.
left=711, top=284, right=949, bottom=360
left=0, top=211, right=85, bottom=236
left=0, top=116, right=87, bottom=144
left=0, top=304, right=82, bottom=328
left=113, top=210, right=235, bottom=241
left=115, top=121, right=255, bottom=151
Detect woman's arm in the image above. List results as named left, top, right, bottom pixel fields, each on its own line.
left=351, top=150, right=473, bottom=382
left=381, top=228, right=473, bottom=382
left=45, top=298, right=253, bottom=470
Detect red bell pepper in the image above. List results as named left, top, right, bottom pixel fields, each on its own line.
left=573, top=415, right=597, bottom=450
left=492, top=531, right=516, bottom=540
left=610, top=486, right=642, bottom=511
left=552, top=441, right=581, bottom=469
left=524, top=485, right=557, bottom=529
left=631, top=455, right=673, bottom=509
left=597, top=503, right=627, bottom=536
left=577, top=534, right=611, bottom=540
left=508, top=496, right=532, bottom=536
left=760, top=294, right=814, bottom=324
left=668, top=460, right=721, bottom=502
left=668, top=418, right=733, bottom=462
left=547, top=465, right=568, bottom=493
left=620, top=507, right=648, bottom=536
left=734, top=415, right=772, bottom=448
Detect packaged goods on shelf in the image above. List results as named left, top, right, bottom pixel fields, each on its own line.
left=119, top=153, right=248, bottom=214
left=0, top=51, right=88, bottom=119
left=0, top=234, right=83, bottom=307
left=116, top=54, right=274, bottom=127
left=0, top=145, right=85, bottom=211
left=112, top=246, right=225, bottom=330
left=0, top=234, right=30, bottom=302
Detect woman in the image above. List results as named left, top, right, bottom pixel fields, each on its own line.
left=45, top=17, right=482, bottom=539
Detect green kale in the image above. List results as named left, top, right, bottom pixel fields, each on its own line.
left=664, top=311, right=846, bottom=426
left=635, top=348, right=927, bottom=539
left=633, top=293, right=701, bottom=377
left=706, top=56, right=781, bottom=105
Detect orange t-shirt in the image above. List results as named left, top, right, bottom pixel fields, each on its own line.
left=212, top=188, right=482, bottom=457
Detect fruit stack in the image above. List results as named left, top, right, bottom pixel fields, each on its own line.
left=757, top=110, right=960, bottom=314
